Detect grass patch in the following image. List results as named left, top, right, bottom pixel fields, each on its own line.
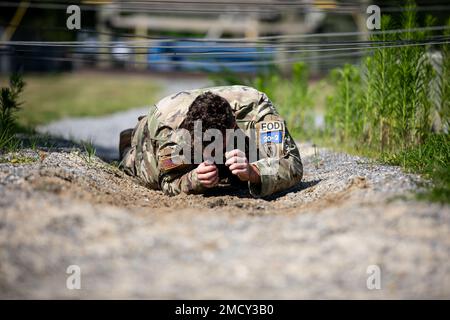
left=0, top=72, right=161, bottom=127
left=320, top=133, right=450, bottom=203
left=321, top=1, right=449, bottom=203
left=1, top=74, right=25, bottom=151
left=382, top=134, right=450, bottom=203
left=0, top=154, right=37, bottom=164
left=82, top=140, right=96, bottom=164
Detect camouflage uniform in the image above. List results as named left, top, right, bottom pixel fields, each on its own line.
left=121, top=85, right=303, bottom=197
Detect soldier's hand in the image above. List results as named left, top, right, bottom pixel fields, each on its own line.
left=225, top=149, right=260, bottom=183
left=196, top=161, right=219, bottom=188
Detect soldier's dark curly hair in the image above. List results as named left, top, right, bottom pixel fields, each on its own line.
left=179, top=92, right=235, bottom=136
left=179, top=92, right=248, bottom=172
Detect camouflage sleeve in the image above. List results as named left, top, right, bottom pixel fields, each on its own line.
left=248, top=99, right=303, bottom=197
left=155, top=128, right=205, bottom=196
left=159, top=167, right=206, bottom=196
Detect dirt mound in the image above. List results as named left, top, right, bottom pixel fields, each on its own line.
left=0, top=144, right=449, bottom=298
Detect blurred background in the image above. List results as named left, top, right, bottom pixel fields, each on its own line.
left=1, top=0, right=448, bottom=73
left=1, top=0, right=448, bottom=74
left=1, top=0, right=448, bottom=125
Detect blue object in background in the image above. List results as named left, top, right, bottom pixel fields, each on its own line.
left=148, top=40, right=275, bottom=73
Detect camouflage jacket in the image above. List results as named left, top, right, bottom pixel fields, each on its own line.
left=122, top=85, right=303, bottom=197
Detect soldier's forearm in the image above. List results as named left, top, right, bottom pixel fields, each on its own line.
left=249, top=156, right=303, bottom=197
left=160, top=168, right=206, bottom=196
left=249, top=164, right=261, bottom=184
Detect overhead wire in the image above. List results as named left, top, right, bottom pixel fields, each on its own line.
left=2, top=38, right=448, bottom=56
left=1, top=25, right=449, bottom=44
left=0, top=49, right=370, bottom=67
left=2, top=1, right=450, bottom=14
left=0, top=50, right=362, bottom=69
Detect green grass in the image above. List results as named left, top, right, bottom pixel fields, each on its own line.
left=1, top=74, right=25, bottom=151
left=321, top=0, right=449, bottom=203
left=325, top=1, right=440, bottom=152
left=0, top=72, right=161, bottom=127
left=211, top=62, right=335, bottom=139
left=306, top=132, right=449, bottom=203
left=82, top=140, right=96, bottom=164
left=0, top=154, right=37, bottom=164
left=382, top=134, right=450, bottom=203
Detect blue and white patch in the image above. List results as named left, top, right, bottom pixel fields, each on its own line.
left=260, top=131, right=282, bottom=144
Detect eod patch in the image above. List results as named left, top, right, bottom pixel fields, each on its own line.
left=259, top=120, right=284, bottom=132
left=256, top=120, right=285, bottom=157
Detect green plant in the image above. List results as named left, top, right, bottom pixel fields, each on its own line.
left=323, top=0, right=449, bottom=202
left=29, top=135, right=38, bottom=151
left=382, top=134, right=450, bottom=203
left=368, top=15, right=396, bottom=151
left=82, top=140, right=96, bottom=164
left=0, top=74, right=25, bottom=151
left=391, top=1, right=434, bottom=148
left=326, top=64, right=362, bottom=145
left=0, top=154, right=36, bottom=164
left=0, top=129, right=16, bottom=150
left=436, top=18, right=450, bottom=131
left=326, top=1, right=440, bottom=153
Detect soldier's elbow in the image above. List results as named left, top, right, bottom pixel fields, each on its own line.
left=292, top=159, right=303, bottom=182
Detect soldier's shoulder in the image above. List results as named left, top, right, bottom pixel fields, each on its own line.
left=152, top=89, right=201, bottom=126
left=208, top=85, right=260, bottom=94
left=156, top=89, right=198, bottom=111
left=208, top=85, right=263, bottom=105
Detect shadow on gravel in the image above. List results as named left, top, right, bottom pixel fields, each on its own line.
left=264, top=179, right=321, bottom=200
left=202, top=179, right=321, bottom=201
left=18, top=133, right=82, bottom=151
left=92, top=145, right=118, bottom=161
left=17, top=133, right=118, bottom=162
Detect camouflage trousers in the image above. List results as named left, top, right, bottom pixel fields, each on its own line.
left=121, top=115, right=160, bottom=190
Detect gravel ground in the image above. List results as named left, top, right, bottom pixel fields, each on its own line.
left=6, top=75, right=448, bottom=299
left=0, top=142, right=448, bottom=299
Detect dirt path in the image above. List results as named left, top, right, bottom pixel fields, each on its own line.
left=0, top=142, right=448, bottom=299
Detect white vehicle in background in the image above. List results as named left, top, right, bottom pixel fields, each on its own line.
left=75, top=32, right=99, bottom=67
left=111, top=40, right=132, bottom=67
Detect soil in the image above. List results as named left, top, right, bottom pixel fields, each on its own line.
left=0, top=142, right=449, bottom=299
